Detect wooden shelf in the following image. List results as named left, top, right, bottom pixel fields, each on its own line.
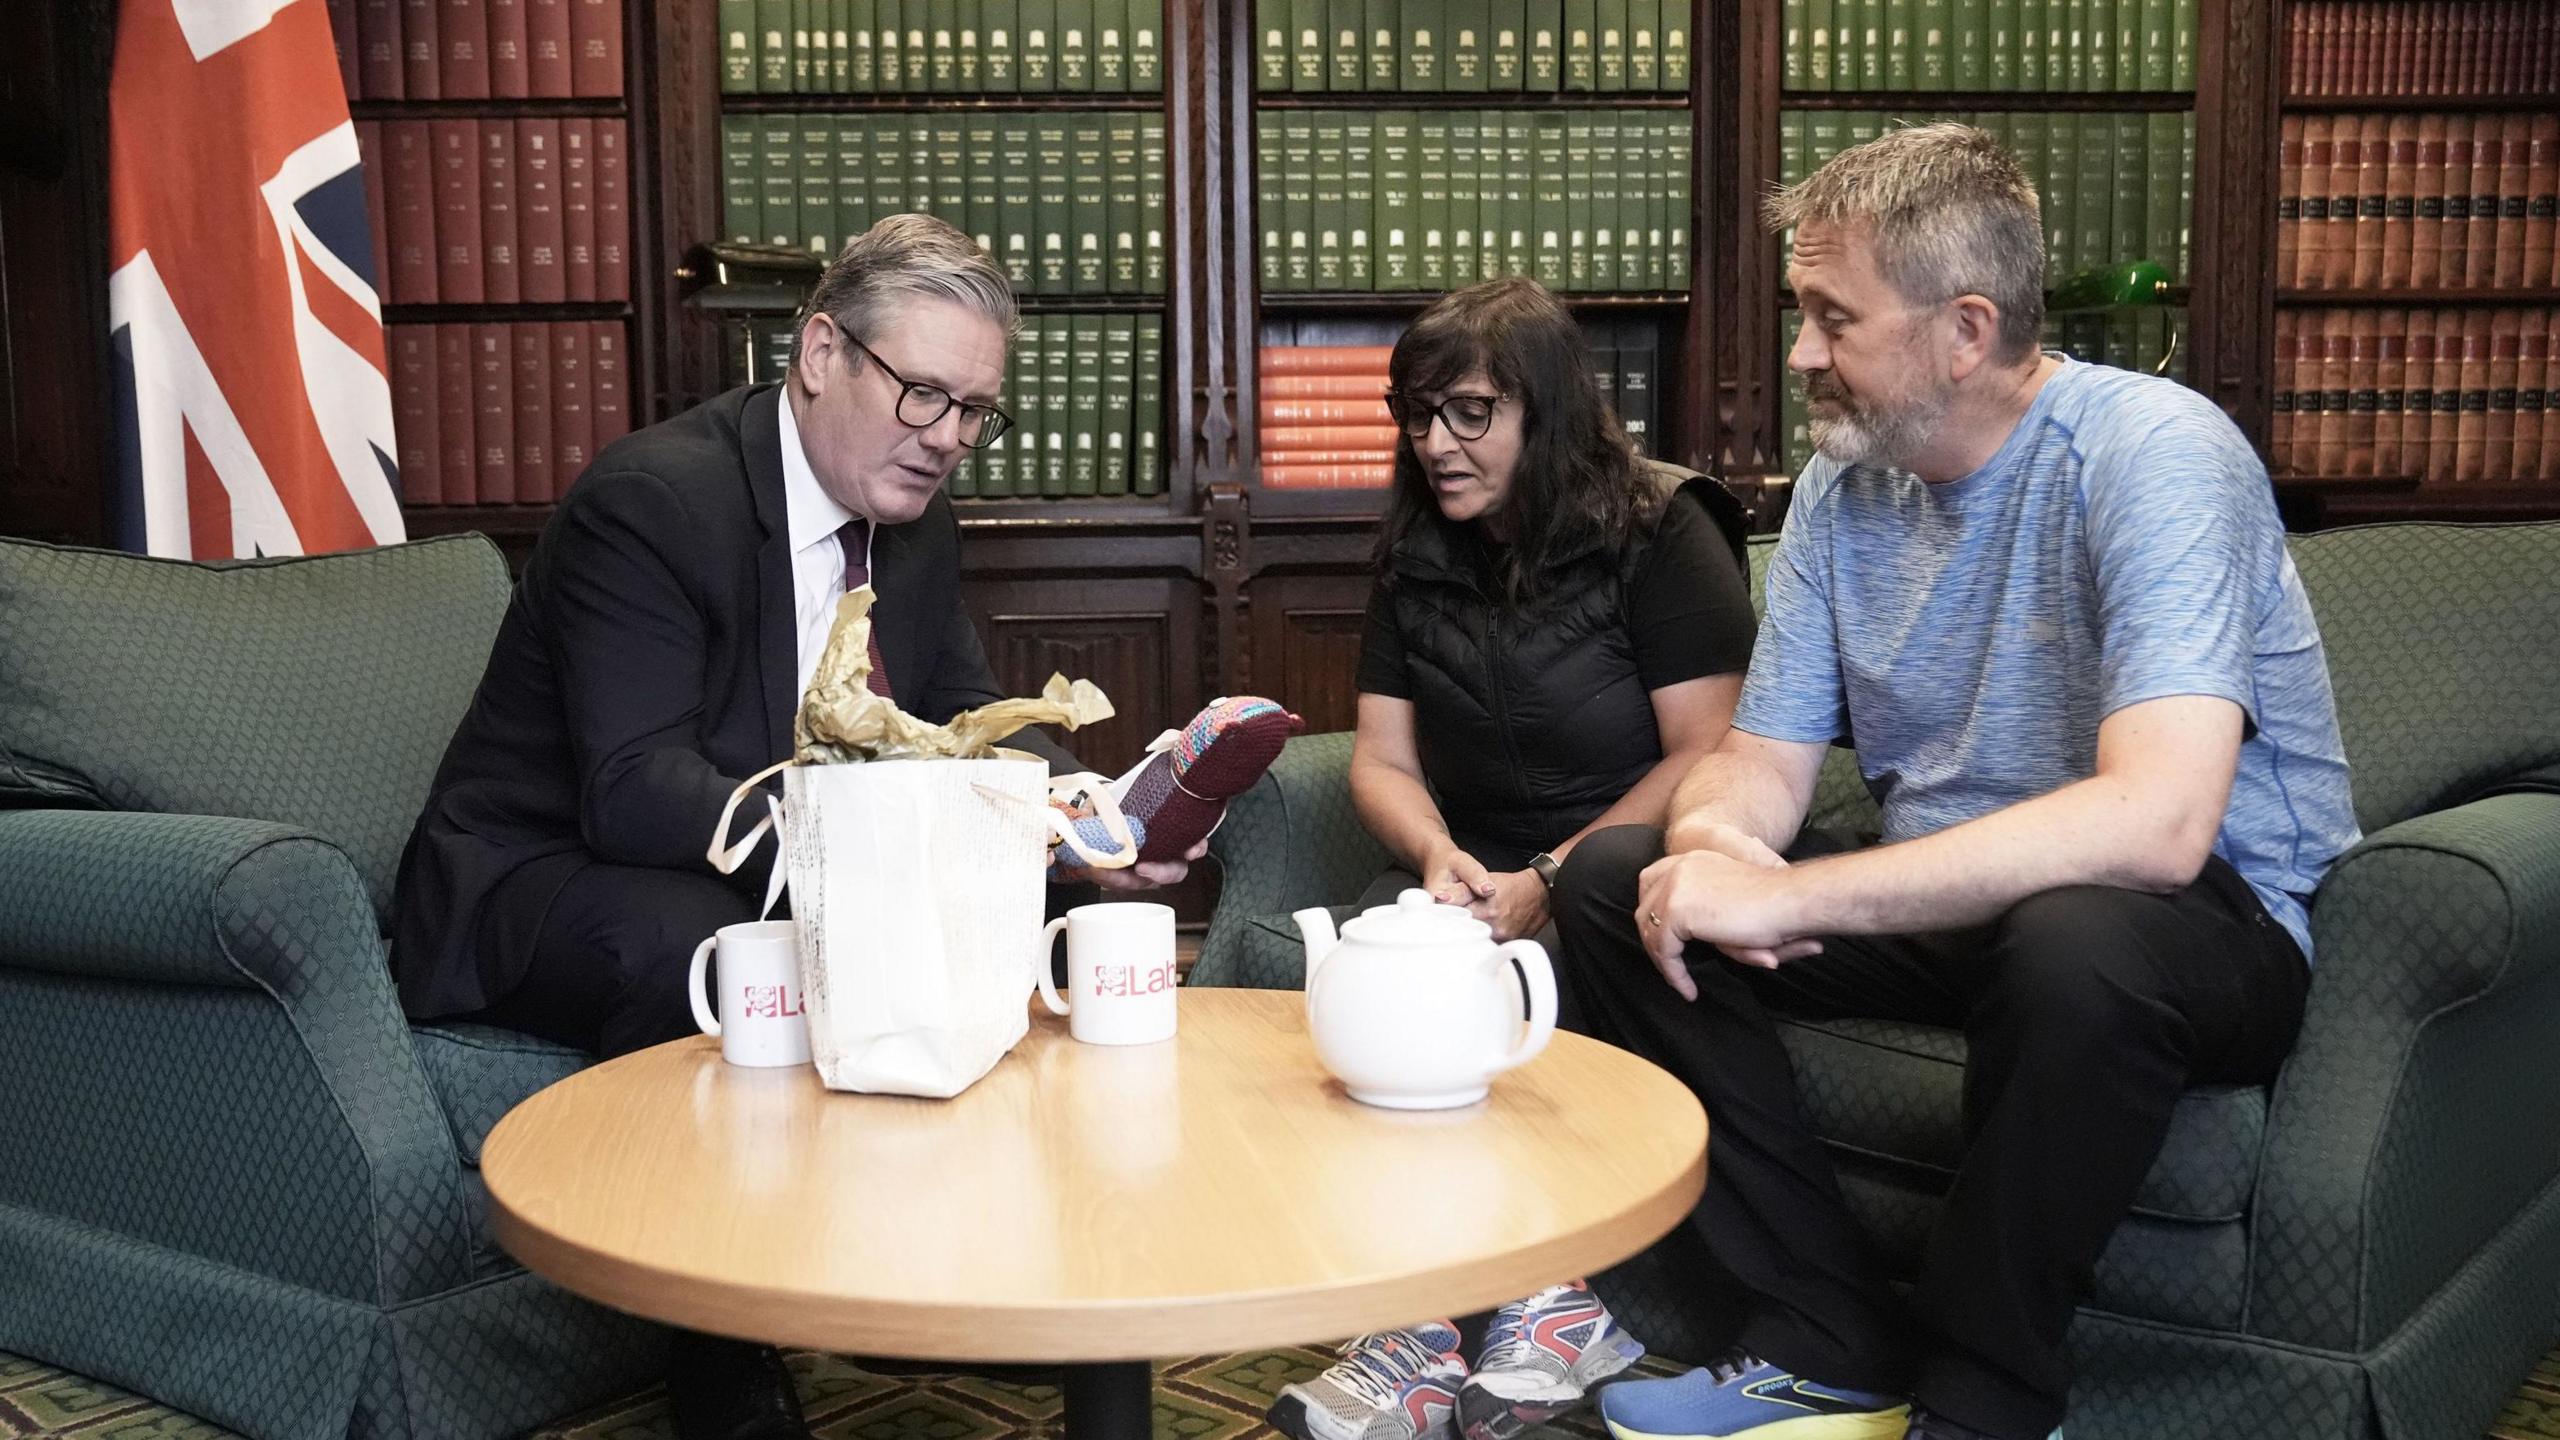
left=350, top=98, right=627, bottom=120
left=2276, top=289, right=2560, bottom=307
left=1261, top=292, right=1691, bottom=314
left=384, top=302, right=636, bottom=324
left=1015, top=295, right=1173, bottom=312
left=2271, top=472, right=2424, bottom=493
left=719, top=93, right=1167, bottom=112
left=1780, top=90, right=2195, bottom=111
left=952, top=495, right=1184, bottom=521
left=1779, top=286, right=2193, bottom=308
left=1255, top=93, right=1691, bottom=110
left=2281, top=93, right=2560, bottom=112
left=2309, top=484, right=2560, bottom=525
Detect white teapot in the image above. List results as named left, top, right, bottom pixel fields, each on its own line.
left=1293, top=889, right=1558, bottom=1110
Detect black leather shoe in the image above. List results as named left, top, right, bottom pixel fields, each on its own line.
left=666, top=1330, right=812, bottom=1440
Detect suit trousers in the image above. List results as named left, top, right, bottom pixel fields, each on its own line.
left=1550, top=825, right=2310, bottom=1440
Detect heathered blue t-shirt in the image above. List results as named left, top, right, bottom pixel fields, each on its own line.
left=1735, top=356, right=2360, bottom=960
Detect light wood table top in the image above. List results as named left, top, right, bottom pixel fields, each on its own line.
left=484, top=987, right=1707, bottom=1361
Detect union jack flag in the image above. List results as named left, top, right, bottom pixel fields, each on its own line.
left=109, top=0, right=405, bottom=558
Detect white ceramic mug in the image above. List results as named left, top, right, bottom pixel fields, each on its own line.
left=687, top=919, right=812, bottom=1067
left=1037, top=902, right=1178, bottom=1045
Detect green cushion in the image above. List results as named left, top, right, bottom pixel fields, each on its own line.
left=0, top=535, right=511, bottom=920
left=2287, top=521, right=2560, bottom=833
left=409, top=1023, right=591, bottom=1166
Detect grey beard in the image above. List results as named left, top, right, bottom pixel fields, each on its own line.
left=1809, top=385, right=1952, bottom=469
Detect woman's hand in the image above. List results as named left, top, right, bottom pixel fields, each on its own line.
left=1468, top=869, right=1551, bottom=942
left=1421, top=845, right=1499, bottom=908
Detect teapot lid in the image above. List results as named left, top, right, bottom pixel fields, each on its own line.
left=1340, top=888, right=1492, bottom=946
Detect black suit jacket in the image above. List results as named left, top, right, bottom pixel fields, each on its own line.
left=392, top=383, right=1074, bottom=1020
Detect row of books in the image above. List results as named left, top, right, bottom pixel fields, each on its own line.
left=1260, top=344, right=1394, bottom=487
left=390, top=322, right=633, bottom=507
left=1782, top=110, right=2193, bottom=285
left=2284, top=1, right=2560, bottom=97
left=1254, top=2, right=1692, bottom=93
left=716, top=0, right=1166, bottom=93
left=1781, top=0, right=2199, bottom=92
left=721, top=112, right=1168, bottom=295
left=2276, top=114, right=2560, bottom=292
left=1777, top=308, right=2186, bottom=475
left=2273, top=308, right=2559, bottom=484
left=359, top=119, right=631, bottom=307
left=1257, top=109, right=1693, bottom=294
left=323, top=0, right=623, bottom=100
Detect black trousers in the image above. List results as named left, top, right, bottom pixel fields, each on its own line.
left=1550, top=826, right=2311, bottom=1440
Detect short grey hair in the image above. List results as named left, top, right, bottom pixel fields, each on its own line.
left=792, top=213, right=1017, bottom=373
left=1765, top=123, right=2045, bottom=362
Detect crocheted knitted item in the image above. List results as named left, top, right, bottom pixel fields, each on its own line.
left=1115, top=696, right=1303, bottom=862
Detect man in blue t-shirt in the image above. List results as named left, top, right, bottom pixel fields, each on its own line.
left=1552, top=126, right=2358, bottom=1440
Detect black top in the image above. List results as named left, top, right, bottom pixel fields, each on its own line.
left=1355, top=478, right=1758, bottom=870
left=391, top=383, right=1076, bottom=1022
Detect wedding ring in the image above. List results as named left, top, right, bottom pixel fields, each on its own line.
left=1646, top=909, right=1662, bottom=927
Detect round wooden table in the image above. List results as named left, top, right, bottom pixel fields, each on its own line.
left=484, top=987, right=1707, bottom=1440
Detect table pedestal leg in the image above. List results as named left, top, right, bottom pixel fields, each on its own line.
left=1061, top=1360, right=1154, bottom=1440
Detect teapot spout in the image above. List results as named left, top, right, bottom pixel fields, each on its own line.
left=1291, top=906, right=1339, bottom=988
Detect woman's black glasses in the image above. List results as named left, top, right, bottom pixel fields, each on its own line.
left=842, top=329, right=1014, bottom=449
left=1383, top=390, right=1508, bottom=442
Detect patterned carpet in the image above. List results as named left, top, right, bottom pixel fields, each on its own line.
left=3, top=1343, right=2558, bottom=1440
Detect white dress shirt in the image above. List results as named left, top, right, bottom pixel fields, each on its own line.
left=778, top=391, right=867, bottom=704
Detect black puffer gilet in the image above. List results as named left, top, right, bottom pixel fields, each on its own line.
left=1381, top=478, right=1737, bottom=871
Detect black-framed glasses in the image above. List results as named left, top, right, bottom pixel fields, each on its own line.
left=1383, top=390, right=1510, bottom=442
left=840, top=327, right=1014, bottom=449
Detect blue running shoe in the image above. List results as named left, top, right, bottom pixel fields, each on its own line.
left=1598, top=1350, right=1907, bottom=1440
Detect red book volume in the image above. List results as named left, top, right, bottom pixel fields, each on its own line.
left=517, top=118, right=567, bottom=303
left=570, top=0, right=623, bottom=96
left=2271, top=311, right=2299, bottom=472
left=356, top=0, right=403, bottom=98
left=430, top=119, right=483, bottom=304
left=328, top=0, right=360, bottom=96
left=2525, top=311, right=2554, bottom=482
left=2411, top=114, right=2447, bottom=287
left=2454, top=309, right=2491, bottom=481
left=2346, top=308, right=2379, bottom=476
left=2276, top=115, right=2303, bottom=285
left=1261, top=374, right=1389, bottom=399
left=591, top=322, right=630, bottom=451
left=2493, top=114, right=2531, bottom=291
left=2430, top=307, right=2464, bottom=481
left=2381, top=114, right=2417, bottom=288
left=1248, top=448, right=1394, bottom=465
left=1259, top=398, right=1393, bottom=426
left=2297, top=116, right=2332, bottom=289
left=2374, top=313, right=2406, bottom=472
left=2439, top=117, right=2474, bottom=289
left=2323, top=116, right=2359, bottom=290
left=386, top=120, right=438, bottom=303
left=440, top=0, right=490, bottom=98
left=2400, top=316, right=2437, bottom=481
left=392, top=326, right=441, bottom=503
left=480, top=120, right=520, bottom=304
left=472, top=323, right=517, bottom=504
left=526, top=0, right=573, bottom=95
left=2351, top=113, right=2388, bottom=290
left=356, top=121, right=391, bottom=301
left=2316, top=309, right=2352, bottom=474
left=1260, top=346, right=1397, bottom=375
left=1260, top=463, right=1396, bottom=489
left=488, top=0, right=531, bottom=96
left=595, top=120, right=630, bottom=302
left=436, top=324, right=479, bottom=504
left=1262, top=424, right=1402, bottom=451
left=511, top=323, right=553, bottom=502
left=2486, top=309, right=2521, bottom=478
left=2517, top=114, right=2556, bottom=290
left=561, top=118, right=596, bottom=302
left=552, top=322, right=594, bottom=483
left=400, top=0, right=440, bottom=98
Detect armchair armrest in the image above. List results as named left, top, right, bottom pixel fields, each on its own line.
left=1196, top=732, right=1391, bottom=987
left=0, top=809, right=476, bottom=1305
left=2249, top=792, right=2560, bottom=1349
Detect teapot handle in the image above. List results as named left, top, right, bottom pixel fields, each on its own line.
left=1489, top=939, right=1558, bottom=1074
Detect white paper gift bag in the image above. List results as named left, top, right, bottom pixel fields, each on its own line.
left=710, top=755, right=1137, bottom=1098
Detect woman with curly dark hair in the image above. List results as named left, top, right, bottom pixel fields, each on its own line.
left=1267, top=278, right=1759, bottom=1440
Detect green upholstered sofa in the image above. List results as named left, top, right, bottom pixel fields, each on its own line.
left=0, top=535, right=662, bottom=1439
left=1192, top=520, right=2560, bottom=1440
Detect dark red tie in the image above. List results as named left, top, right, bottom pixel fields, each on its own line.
left=836, top=518, right=894, bottom=700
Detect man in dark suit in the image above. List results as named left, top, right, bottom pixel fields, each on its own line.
left=392, top=214, right=1191, bottom=1440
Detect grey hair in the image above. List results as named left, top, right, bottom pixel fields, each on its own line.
left=1764, top=123, right=2045, bottom=362
left=791, top=213, right=1017, bottom=374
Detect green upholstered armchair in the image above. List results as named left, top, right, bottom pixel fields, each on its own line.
left=1193, top=520, right=2560, bottom=1440
left=0, top=536, right=661, bottom=1440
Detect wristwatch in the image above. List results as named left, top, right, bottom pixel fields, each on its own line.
left=1525, top=852, right=1561, bottom=890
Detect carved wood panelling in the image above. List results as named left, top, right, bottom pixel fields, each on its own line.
left=1243, top=573, right=1374, bottom=738
left=962, top=578, right=1199, bottom=776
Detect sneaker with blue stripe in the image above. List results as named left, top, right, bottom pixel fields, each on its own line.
left=1268, top=1324, right=1468, bottom=1440
left=1457, top=1281, right=1647, bottom=1440
left=1598, top=1349, right=1908, bottom=1440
